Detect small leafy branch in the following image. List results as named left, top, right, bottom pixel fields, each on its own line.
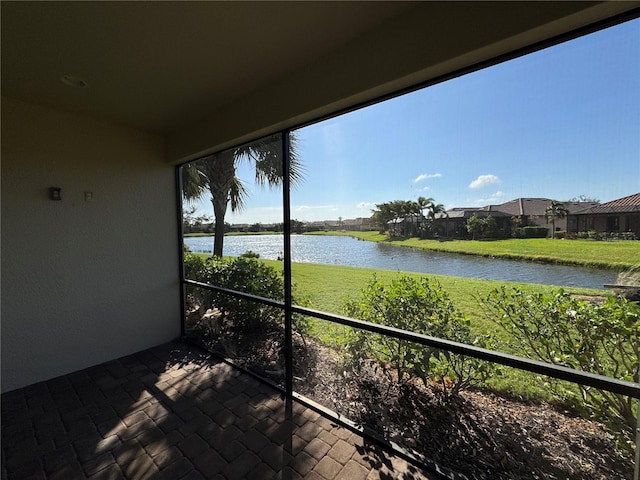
left=479, top=286, right=639, bottom=448
left=184, top=251, right=310, bottom=338
left=344, top=274, right=495, bottom=399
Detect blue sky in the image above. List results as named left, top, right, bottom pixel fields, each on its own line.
left=192, top=18, right=639, bottom=225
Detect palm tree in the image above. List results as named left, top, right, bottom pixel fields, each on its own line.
left=545, top=200, right=569, bottom=239
left=426, top=201, right=447, bottom=238
left=416, top=196, right=433, bottom=237
left=371, top=202, right=394, bottom=234
left=416, top=197, right=446, bottom=238
left=182, top=133, right=303, bottom=256
left=426, top=201, right=446, bottom=221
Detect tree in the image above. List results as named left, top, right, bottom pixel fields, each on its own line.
left=182, top=205, right=198, bottom=233
left=371, top=203, right=395, bottom=233
left=414, top=197, right=447, bottom=238
left=466, top=214, right=483, bottom=240
left=568, top=194, right=600, bottom=203
left=425, top=201, right=447, bottom=238
left=182, top=134, right=303, bottom=256
left=372, top=200, right=412, bottom=236
left=545, top=200, right=569, bottom=239
left=416, top=196, right=433, bottom=237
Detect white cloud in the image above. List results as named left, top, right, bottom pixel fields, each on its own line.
left=414, top=173, right=442, bottom=183
left=295, top=204, right=337, bottom=212
left=469, top=191, right=505, bottom=206
left=469, top=174, right=500, bottom=189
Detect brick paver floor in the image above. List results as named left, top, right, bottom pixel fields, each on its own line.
left=1, top=341, right=445, bottom=479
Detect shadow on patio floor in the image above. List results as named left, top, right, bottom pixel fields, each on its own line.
left=1, top=340, right=444, bottom=479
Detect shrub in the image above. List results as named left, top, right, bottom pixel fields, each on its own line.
left=479, top=286, right=639, bottom=449
left=344, top=275, right=495, bottom=398
left=588, top=230, right=602, bottom=240
left=522, top=226, right=549, bottom=238
left=184, top=252, right=309, bottom=337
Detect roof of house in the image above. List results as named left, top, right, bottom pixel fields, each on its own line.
left=441, top=208, right=509, bottom=219
left=574, top=192, right=640, bottom=214
left=484, top=198, right=599, bottom=217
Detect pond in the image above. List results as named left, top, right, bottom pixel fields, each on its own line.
left=184, top=234, right=616, bottom=290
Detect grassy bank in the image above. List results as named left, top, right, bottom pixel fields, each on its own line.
left=193, top=254, right=602, bottom=334
left=288, top=261, right=600, bottom=336
left=285, top=261, right=607, bottom=400
left=273, top=258, right=607, bottom=398
left=306, top=231, right=639, bottom=270
left=191, top=254, right=608, bottom=400
left=185, top=231, right=282, bottom=237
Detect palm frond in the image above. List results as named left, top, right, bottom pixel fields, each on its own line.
left=181, top=162, right=207, bottom=201
left=229, top=176, right=249, bottom=212
left=246, top=133, right=305, bottom=189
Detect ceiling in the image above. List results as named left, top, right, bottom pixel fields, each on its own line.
left=1, top=1, right=414, bottom=135
left=2, top=1, right=638, bottom=146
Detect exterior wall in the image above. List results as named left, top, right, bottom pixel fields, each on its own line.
left=573, top=214, right=640, bottom=236
left=1, top=98, right=181, bottom=392
left=624, top=214, right=640, bottom=236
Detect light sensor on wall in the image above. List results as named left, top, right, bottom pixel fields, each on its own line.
left=49, top=187, right=62, bottom=201
left=60, top=75, right=88, bottom=88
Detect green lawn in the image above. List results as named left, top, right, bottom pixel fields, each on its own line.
left=185, top=231, right=282, bottom=237
left=190, top=254, right=610, bottom=400
left=258, top=258, right=600, bottom=336
left=279, top=259, right=605, bottom=400
left=307, top=231, right=639, bottom=270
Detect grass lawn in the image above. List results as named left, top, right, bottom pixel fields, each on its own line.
left=190, top=254, right=610, bottom=400
left=194, top=254, right=603, bottom=339
left=306, top=231, right=639, bottom=270
left=285, top=261, right=600, bottom=337
left=185, top=231, right=282, bottom=237
left=282, top=261, right=606, bottom=401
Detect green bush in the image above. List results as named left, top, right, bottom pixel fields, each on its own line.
left=588, top=230, right=602, bottom=240
left=479, top=286, right=639, bottom=448
left=344, top=274, right=495, bottom=398
left=522, top=226, right=549, bottom=238
left=184, top=252, right=310, bottom=337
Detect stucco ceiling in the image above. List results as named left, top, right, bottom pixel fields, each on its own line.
left=2, top=1, right=638, bottom=140
left=1, top=1, right=414, bottom=134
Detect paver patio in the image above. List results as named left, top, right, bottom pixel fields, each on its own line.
left=1, top=341, right=445, bottom=479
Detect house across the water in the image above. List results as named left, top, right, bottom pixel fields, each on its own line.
left=569, top=192, right=640, bottom=238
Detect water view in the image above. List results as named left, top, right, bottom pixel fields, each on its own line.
left=184, top=234, right=616, bottom=289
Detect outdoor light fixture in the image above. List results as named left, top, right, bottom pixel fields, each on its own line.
left=49, top=187, right=62, bottom=201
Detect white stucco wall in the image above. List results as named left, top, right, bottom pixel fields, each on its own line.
left=1, top=97, right=181, bottom=392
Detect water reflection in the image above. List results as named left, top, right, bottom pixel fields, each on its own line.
left=184, top=234, right=616, bottom=289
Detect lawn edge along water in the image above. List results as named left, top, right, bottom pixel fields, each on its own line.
left=305, top=231, right=639, bottom=271
left=190, top=254, right=603, bottom=331
left=189, top=255, right=607, bottom=401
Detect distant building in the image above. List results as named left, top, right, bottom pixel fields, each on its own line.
left=569, top=192, right=640, bottom=237
left=485, top=198, right=598, bottom=232
left=437, top=198, right=599, bottom=238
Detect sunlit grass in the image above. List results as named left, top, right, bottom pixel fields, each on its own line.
left=191, top=254, right=608, bottom=401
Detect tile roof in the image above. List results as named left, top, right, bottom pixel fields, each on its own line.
left=574, top=192, right=640, bottom=214
left=483, top=198, right=596, bottom=216
left=443, top=195, right=639, bottom=219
